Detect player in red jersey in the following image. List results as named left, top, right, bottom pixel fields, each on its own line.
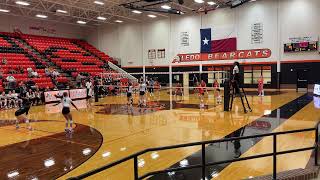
left=197, top=82, right=205, bottom=109
left=258, top=76, right=264, bottom=96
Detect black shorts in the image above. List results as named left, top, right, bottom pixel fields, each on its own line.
left=139, top=91, right=145, bottom=96
left=62, top=107, right=70, bottom=115
left=127, top=93, right=132, bottom=97
left=15, top=106, right=30, bottom=116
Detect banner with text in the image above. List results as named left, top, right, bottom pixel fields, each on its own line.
left=172, top=49, right=271, bottom=63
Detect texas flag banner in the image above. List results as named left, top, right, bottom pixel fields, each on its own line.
left=200, top=28, right=212, bottom=53
left=200, top=28, right=237, bottom=53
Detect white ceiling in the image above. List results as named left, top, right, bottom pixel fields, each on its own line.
left=0, top=0, right=246, bottom=27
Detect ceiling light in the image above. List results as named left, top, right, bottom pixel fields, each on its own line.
left=161, top=5, right=171, bottom=10
left=250, top=0, right=256, bottom=2
left=36, top=14, right=48, bottom=18
left=132, top=10, right=142, bottom=14
left=94, top=1, right=104, bottom=5
left=207, top=1, right=216, bottom=5
left=97, top=16, right=106, bottom=20
left=148, top=14, right=157, bottom=18
left=77, top=20, right=86, bottom=24
left=0, top=9, right=10, bottom=13
left=56, top=9, right=67, bottom=14
left=115, top=20, right=123, bottom=23
left=15, top=1, right=30, bottom=6
left=194, top=0, right=204, bottom=3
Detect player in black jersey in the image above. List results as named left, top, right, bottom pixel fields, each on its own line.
left=15, top=94, right=32, bottom=130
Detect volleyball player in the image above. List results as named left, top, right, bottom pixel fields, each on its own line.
left=15, top=94, right=32, bottom=130
left=197, top=82, right=205, bottom=109
left=175, top=82, right=183, bottom=101
left=54, top=92, right=79, bottom=132
left=0, top=92, right=7, bottom=109
left=138, top=80, right=147, bottom=108
left=258, top=75, right=264, bottom=96
left=127, top=82, right=134, bottom=108
left=232, top=61, right=240, bottom=94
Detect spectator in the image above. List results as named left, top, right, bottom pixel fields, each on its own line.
left=8, top=67, right=17, bottom=74
left=0, top=92, right=7, bottom=109
left=76, top=74, right=83, bottom=88
left=85, top=79, right=92, bottom=98
left=6, top=74, right=16, bottom=89
left=45, top=67, right=51, bottom=77
left=52, top=69, right=60, bottom=78
left=2, top=58, right=7, bottom=65
left=26, top=89, right=36, bottom=105
left=0, top=69, right=3, bottom=79
left=31, top=71, right=39, bottom=78
left=34, top=89, right=42, bottom=105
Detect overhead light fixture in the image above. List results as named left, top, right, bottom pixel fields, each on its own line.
left=132, top=10, right=142, bottom=14
left=97, top=16, right=106, bottom=20
left=161, top=5, right=171, bottom=10
left=250, top=0, right=256, bottom=2
left=77, top=20, right=87, bottom=24
left=94, top=1, right=104, bottom=5
left=0, top=9, right=10, bottom=13
left=56, top=9, right=67, bottom=14
left=207, top=1, right=216, bottom=5
left=148, top=14, right=157, bottom=18
left=115, top=20, right=123, bottom=23
left=36, top=14, right=48, bottom=18
left=194, top=0, right=204, bottom=3
left=15, top=1, right=30, bottom=6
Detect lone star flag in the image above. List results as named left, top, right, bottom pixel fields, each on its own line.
left=200, top=28, right=212, bottom=53
left=200, top=28, right=237, bottom=53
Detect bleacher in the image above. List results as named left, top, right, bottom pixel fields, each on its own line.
left=0, top=32, right=122, bottom=92
left=73, top=39, right=117, bottom=64
left=0, top=33, right=54, bottom=90
left=21, top=34, right=109, bottom=77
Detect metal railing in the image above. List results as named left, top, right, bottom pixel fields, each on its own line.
left=68, top=122, right=319, bottom=180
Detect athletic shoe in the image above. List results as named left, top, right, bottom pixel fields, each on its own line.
left=15, top=124, right=19, bottom=130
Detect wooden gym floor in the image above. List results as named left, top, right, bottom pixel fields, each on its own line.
left=0, top=90, right=319, bottom=180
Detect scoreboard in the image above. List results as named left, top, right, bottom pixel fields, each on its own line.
left=284, top=41, right=318, bottom=52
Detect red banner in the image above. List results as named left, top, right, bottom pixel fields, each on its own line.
left=173, top=49, right=271, bottom=63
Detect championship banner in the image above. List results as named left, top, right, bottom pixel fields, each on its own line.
left=69, top=89, right=87, bottom=100
left=172, top=49, right=271, bottom=63
left=44, top=90, right=68, bottom=103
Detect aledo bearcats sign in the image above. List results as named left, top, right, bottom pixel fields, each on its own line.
left=172, top=49, right=271, bottom=63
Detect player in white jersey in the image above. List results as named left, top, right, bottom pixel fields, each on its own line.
left=127, top=82, right=134, bottom=108
left=54, top=92, right=79, bottom=132
left=138, top=80, right=147, bottom=107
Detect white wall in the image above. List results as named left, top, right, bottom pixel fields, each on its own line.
left=93, top=0, right=320, bottom=67
left=0, top=14, right=92, bottom=39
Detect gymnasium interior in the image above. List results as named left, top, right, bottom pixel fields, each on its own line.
left=0, top=0, right=320, bottom=179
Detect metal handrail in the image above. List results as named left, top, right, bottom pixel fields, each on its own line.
left=68, top=122, right=320, bottom=180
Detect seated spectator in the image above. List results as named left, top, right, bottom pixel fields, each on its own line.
left=6, top=91, right=15, bottom=108
left=0, top=92, right=7, bottom=109
left=52, top=69, right=60, bottom=79
left=6, top=74, right=16, bottom=89
left=31, top=71, right=39, bottom=78
left=12, top=90, right=22, bottom=107
left=2, top=58, right=7, bottom=65
left=0, top=69, right=3, bottom=79
left=45, top=67, right=51, bottom=77
left=34, top=89, right=42, bottom=105
left=26, top=89, right=36, bottom=105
